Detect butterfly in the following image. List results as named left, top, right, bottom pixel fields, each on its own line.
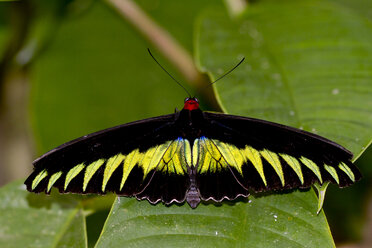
left=25, top=51, right=361, bottom=209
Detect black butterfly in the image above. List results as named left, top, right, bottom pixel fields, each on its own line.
left=25, top=51, right=361, bottom=208
left=24, top=95, right=361, bottom=208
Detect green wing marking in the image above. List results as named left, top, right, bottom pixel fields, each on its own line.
left=141, top=141, right=173, bottom=177
left=280, top=154, right=304, bottom=185
left=260, top=149, right=285, bottom=186
left=32, top=170, right=48, bottom=190
left=212, top=139, right=245, bottom=175
left=47, top=171, right=62, bottom=193
left=102, top=155, right=125, bottom=192
left=120, top=149, right=140, bottom=191
left=244, top=146, right=267, bottom=186
left=339, top=162, right=355, bottom=182
left=84, top=159, right=105, bottom=192
left=300, top=157, right=323, bottom=184
left=157, top=138, right=189, bottom=175
left=324, top=164, right=339, bottom=184
left=195, top=138, right=228, bottom=174
left=64, top=163, right=85, bottom=190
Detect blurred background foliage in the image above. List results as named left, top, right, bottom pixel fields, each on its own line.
left=0, top=0, right=371, bottom=247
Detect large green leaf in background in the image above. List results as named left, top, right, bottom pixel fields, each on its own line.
left=30, top=1, right=187, bottom=153
left=330, top=0, right=372, bottom=22
left=0, top=180, right=87, bottom=248
left=197, top=0, right=372, bottom=156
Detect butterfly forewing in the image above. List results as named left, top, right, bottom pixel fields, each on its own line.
left=202, top=112, right=361, bottom=192
left=25, top=114, right=192, bottom=203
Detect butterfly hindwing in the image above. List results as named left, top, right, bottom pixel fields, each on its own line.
left=201, top=112, right=361, bottom=192
left=136, top=138, right=191, bottom=205
left=192, top=137, right=249, bottom=202
left=25, top=114, right=190, bottom=204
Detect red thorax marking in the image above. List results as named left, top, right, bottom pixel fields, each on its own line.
left=184, top=99, right=199, bottom=111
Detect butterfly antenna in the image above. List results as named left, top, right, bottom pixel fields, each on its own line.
left=147, top=48, right=192, bottom=98
left=196, top=57, right=245, bottom=96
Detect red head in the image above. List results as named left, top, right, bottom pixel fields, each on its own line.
left=184, top=97, right=199, bottom=111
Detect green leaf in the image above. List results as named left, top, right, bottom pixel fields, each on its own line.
left=0, top=180, right=87, bottom=248
left=30, top=0, right=187, bottom=153
left=96, top=191, right=333, bottom=248
left=329, top=0, right=372, bottom=23
left=196, top=0, right=372, bottom=157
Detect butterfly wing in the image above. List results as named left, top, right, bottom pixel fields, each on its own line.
left=25, top=114, right=191, bottom=205
left=196, top=112, right=361, bottom=197
left=192, top=136, right=249, bottom=203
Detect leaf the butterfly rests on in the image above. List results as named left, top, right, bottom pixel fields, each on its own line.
left=25, top=97, right=361, bottom=209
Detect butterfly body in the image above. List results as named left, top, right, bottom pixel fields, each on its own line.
left=25, top=97, right=361, bottom=208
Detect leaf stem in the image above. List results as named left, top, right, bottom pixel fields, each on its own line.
left=104, top=0, right=203, bottom=86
